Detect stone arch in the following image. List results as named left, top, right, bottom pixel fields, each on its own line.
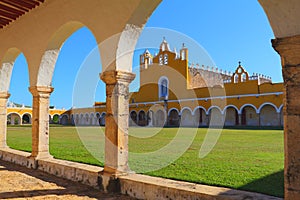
left=241, top=105, right=259, bottom=126
left=99, top=112, right=106, bottom=126
left=52, top=114, right=60, bottom=124
left=239, top=104, right=258, bottom=114
left=36, top=21, right=92, bottom=87
left=79, top=113, right=84, bottom=125
left=130, top=110, right=138, bottom=126
left=138, top=110, right=147, bottom=126
left=7, top=112, right=22, bottom=125
left=258, top=102, right=279, bottom=113
left=22, top=113, right=32, bottom=125
left=154, top=109, right=166, bottom=127
left=0, top=48, right=23, bottom=92
left=224, top=106, right=239, bottom=126
left=208, top=107, right=224, bottom=127
left=89, top=113, right=95, bottom=125
left=168, top=108, right=179, bottom=126
left=193, top=106, right=207, bottom=126
left=74, top=114, right=79, bottom=125
left=95, top=112, right=101, bottom=125
left=260, top=104, right=279, bottom=126
left=181, top=107, right=194, bottom=127
left=60, top=114, right=69, bottom=125
left=279, top=105, right=283, bottom=126
left=84, top=113, right=89, bottom=125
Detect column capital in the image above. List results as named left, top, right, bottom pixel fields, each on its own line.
left=100, top=70, right=135, bottom=85
left=29, top=86, right=54, bottom=97
left=0, top=92, right=10, bottom=99
left=272, top=35, right=300, bottom=67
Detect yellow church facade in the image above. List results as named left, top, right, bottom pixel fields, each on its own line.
left=63, top=39, right=283, bottom=128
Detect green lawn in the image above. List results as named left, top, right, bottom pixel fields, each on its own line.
left=7, top=126, right=284, bottom=197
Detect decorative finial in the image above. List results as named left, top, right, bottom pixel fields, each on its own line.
left=163, top=36, right=166, bottom=41
left=238, top=61, right=241, bottom=66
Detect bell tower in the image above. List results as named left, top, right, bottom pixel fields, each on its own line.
left=140, top=49, right=152, bottom=70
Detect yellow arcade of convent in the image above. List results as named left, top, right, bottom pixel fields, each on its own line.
left=58, top=38, right=283, bottom=127
left=8, top=39, right=283, bottom=128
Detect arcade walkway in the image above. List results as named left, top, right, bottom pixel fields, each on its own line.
left=0, top=160, right=134, bottom=200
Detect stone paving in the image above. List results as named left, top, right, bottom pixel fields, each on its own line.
left=0, top=160, right=135, bottom=200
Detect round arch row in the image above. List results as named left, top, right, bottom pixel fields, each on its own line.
left=7, top=113, right=62, bottom=125
left=129, top=102, right=284, bottom=127
left=60, top=112, right=106, bottom=126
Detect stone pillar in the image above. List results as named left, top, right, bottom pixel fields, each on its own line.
left=277, top=112, right=281, bottom=126
left=273, top=35, right=300, bottom=200
left=0, top=92, right=10, bottom=149
left=100, top=70, right=135, bottom=175
left=238, top=114, right=242, bottom=126
left=29, top=86, right=54, bottom=159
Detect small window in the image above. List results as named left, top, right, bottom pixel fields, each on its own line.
left=159, top=55, right=163, bottom=65
left=164, top=54, right=168, bottom=65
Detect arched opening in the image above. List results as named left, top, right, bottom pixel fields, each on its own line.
left=138, top=110, right=147, bottom=126
left=224, top=107, right=239, bottom=126
left=168, top=109, right=179, bottom=126
left=79, top=114, right=84, bottom=125
left=208, top=107, right=223, bottom=127
left=52, top=114, right=60, bottom=124
left=99, top=113, right=106, bottom=126
left=194, top=107, right=207, bottom=127
left=181, top=108, right=193, bottom=127
left=95, top=113, right=100, bottom=125
left=60, top=115, right=69, bottom=125
left=259, top=104, right=278, bottom=126
left=84, top=113, right=89, bottom=125
left=22, top=113, right=31, bottom=125
left=241, top=105, right=259, bottom=126
left=154, top=109, right=166, bottom=127
left=7, top=113, right=21, bottom=125
left=130, top=111, right=137, bottom=126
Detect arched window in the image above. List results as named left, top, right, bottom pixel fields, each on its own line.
left=164, top=54, right=168, bottom=65
left=159, top=55, right=163, bottom=65
left=158, top=76, right=169, bottom=99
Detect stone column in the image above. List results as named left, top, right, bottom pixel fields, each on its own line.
left=100, top=70, right=135, bottom=175
left=238, top=114, right=242, bottom=126
left=0, top=92, right=10, bottom=149
left=273, top=35, right=300, bottom=200
left=29, top=86, right=54, bottom=159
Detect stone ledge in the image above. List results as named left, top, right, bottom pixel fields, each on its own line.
left=38, top=158, right=103, bottom=188
left=0, top=148, right=31, bottom=167
left=0, top=148, right=283, bottom=200
left=119, top=173, right=282, bottom=200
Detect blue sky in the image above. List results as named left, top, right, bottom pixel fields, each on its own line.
left=9, top=0, right=281, bottom=109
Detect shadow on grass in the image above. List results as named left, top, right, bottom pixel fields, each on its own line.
left=238, top=170, right=284, bottom=198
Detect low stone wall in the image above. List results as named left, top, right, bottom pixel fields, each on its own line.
left=0, top=148, right=282, bottom=200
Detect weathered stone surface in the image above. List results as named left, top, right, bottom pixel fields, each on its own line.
left=29, top=86, right=54, bottom=159
left=273, top=34, right=300, bottom=200
left=0, top=159, right=134, bottom=200
left=100, top=70, right=135, bottom=175
left=0, top=92, right=10, bottom=149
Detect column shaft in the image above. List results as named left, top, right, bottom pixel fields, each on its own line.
left=100, top=70, right=135, bottom=175
left=0, top=92, right=10, bottom=149
left=273, top=35, right=300, bottom=199
left=29, top=86, right=53, bottom=159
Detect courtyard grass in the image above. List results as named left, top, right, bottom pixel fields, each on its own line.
left=7, top=126, right=283, bottom=197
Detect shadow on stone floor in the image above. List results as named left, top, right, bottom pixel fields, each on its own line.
left=0, top=160, right=135, bottom=199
